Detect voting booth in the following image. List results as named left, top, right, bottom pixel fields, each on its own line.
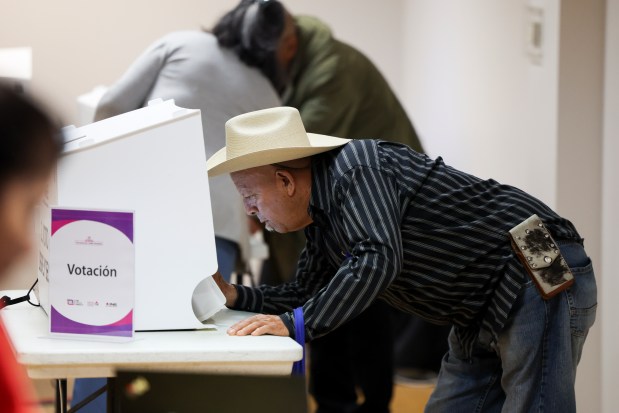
left=36, top=99, right=225, bottom=331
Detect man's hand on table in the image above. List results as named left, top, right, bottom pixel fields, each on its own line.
left=227, top=314, right=289, bottom=337
left=213, top=271, right=238, bottom=307
left=212, top=271, right=289, bottom=337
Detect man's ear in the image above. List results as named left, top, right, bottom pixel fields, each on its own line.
left=275, top=170, right=296, bottom=196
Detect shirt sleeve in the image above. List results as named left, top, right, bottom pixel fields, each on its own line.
left=231, top=225, right=335, bottom=315
left=285, top=165, right=403, bottom=341
left=94, top=37, right=169, bottom=121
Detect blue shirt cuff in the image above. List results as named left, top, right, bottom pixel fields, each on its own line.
left=279, top=312, right=295, bottom=339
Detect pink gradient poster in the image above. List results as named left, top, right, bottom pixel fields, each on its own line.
left=49, top=208, right=135, bottom=341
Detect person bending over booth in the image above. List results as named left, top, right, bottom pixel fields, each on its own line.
left=210, top=107, right=596, bottom=413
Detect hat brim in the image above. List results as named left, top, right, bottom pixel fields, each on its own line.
left=207, top=133, right=351, bottom=177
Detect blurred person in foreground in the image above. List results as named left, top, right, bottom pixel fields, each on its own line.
left=0, top=83, right=62, bottom=413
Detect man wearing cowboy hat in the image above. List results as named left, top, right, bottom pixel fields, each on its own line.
left=209, top=106, right=596, bottom=412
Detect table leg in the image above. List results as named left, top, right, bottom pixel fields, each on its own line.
left=67, top=381, right=108, bottom=412
left=55, top=379, right=68, bottom=413
left=106, top=377, right=117, bottom=413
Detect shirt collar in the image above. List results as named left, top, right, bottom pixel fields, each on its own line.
left=308, top=154, right=332, bottom=225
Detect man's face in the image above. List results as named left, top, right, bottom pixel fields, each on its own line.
left=231, top=167, right=307, bottom=233
left=0, top=176, right=49, bottom=275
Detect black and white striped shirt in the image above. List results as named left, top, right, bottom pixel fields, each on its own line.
left=232, top=140, right=580, bottom=351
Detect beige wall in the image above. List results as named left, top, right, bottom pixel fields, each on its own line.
left=0, top=0, right=404, bottom=126
left=557, top=1, right=605, bottom=411
left=602, top=0, right=619, bottom=410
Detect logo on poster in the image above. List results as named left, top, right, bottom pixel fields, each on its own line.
left=76, top=236, right=103, bottom=246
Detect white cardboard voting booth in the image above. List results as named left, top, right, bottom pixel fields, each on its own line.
left=37, top=99, right=224, bottom=331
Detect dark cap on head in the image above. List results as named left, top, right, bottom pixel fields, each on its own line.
left=213, top=0, right=288, bottom=92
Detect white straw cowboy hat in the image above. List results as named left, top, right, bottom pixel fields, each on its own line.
left=207, top=107, right=351, bottom=176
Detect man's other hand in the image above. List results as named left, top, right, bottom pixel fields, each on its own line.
left=227, top=314, right=289, bottom=337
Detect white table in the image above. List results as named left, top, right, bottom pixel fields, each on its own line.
left=0, top=290, right=302, bottom=412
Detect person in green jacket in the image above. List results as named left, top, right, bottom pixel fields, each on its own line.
left=214, top=2, right=446, bottom=412
left=281, top=20, right=421, bottom=151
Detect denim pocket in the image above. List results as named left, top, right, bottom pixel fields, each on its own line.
left=447, top=327, right=465, bottom=360
left=565, top=260, right=597, bottom=365
left=566, top=265, right=597, bottom=335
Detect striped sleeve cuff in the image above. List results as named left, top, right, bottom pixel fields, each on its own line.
left=231, top=285, right=264, bottom=313
left=279, top=312, right=295, bottom=339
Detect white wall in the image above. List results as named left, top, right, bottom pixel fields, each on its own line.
left=401, top=0, right=560, bottom=206
left=400, top=0, right=606, bottom=411
left=602, top=0, right=619, bottom=410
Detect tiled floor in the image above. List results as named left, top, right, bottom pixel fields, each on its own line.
left=306, top=383, right=434, bottom=413
left=391, top=383, right=434, bottom=413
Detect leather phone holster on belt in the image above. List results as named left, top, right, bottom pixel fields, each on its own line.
left=509, top=214, right=574, bottom=300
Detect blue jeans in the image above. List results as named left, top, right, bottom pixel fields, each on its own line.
left=72, top=236, right=240, bottom=410
left=425, top=241, right=597, bottom=413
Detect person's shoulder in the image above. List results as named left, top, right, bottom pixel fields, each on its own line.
left=295, top=16, right=361, bottom=59
left=217, top=49, right=279, bottom=101
left=155, top=31, right=215, bottom=49
left=332, top=140, right=421, bottom=174
left=327, top=139, right=381, bottom=173
left=295, top=15, right=335, bottom=55
left=296, top=15, right=333, bottom=38
left=209, top=49, right=280, bottom=108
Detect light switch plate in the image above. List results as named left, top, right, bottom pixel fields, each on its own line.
left=526, top=5, right=544, bottom=65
